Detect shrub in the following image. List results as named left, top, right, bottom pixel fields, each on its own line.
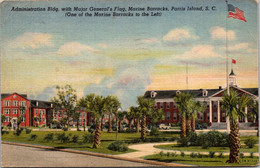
left=202, top=141, right=210, bottom=149
left=186, top=132, right=197, bottom=146
left=25, top=128, right=32, bottom=134
left=244, top=137, right=257, bottom=148
left=181, top=152, right=185, bottom=157
left=13, top=130, right=22, bottom=136
left=171, top=152, right=176, bottom=157
left=108, top=141, right=128, bottom=152
left=20, top=127, right=24, bottom=131
left=190, top=152, right=196, bottom=158
left=240, top=153, right=244, bottom=158
left=82, top=134, right=94, bottom=143
left=209, top=151, right=215, bottom=158
left=72, top=135, right=79, bottom=143
left=159, top=151, right=164, bottom=156
left=197, top=152, right=202, bottom=158
left=196, top=131, right=229, bottom=147
left=62, top=127, right=68, bottom=131
left=218, top=152, right=224, bottom=158
left=56, top=133, right=70, bottom=143
left=29, top=134, right=37, bottom=141
left=177, top=137, right=188, bottom=147
left=44, top=133, right=54, bottom=141
left=166, top=152, right=170, bottom=157
left=250, top=152, right=254, bottom=158
left=150, top=127, right=160, bottom=136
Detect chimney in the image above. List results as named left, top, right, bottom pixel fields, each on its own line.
left=36, top=101, right=38, bottom=106
left=219, top=86, right=222, bottom=90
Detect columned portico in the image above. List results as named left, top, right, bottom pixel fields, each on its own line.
left=217, top=101, right=220, bottom=123
left=209, top=100, right=212, bottom=123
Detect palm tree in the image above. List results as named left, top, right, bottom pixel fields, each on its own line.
left=137, top=96, right=155, bottom=139
left=221, top=88, right=251, bottom=163
left=78, top=94, right=120, bottom=148
left=174, top=92, right=193, bottom=140
left=130, top=106, right=141, bottom=132
left=126, top=108, right=135, bottom=130
left=117, top=111, right=126, bottom=132
left=105, top=95, right=121, bottom=133
left=190, top=100, right=206, bottom=132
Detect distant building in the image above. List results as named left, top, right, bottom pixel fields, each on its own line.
left=144, top=70, right=258, bottom=129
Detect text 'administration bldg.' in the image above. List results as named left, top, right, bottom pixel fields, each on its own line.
left=143, top=70, right=258, bottom=129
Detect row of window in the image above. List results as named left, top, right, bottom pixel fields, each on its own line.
left=155, top=102, right=177, bottom=109
left=3, top=117, right=25, bottom=122
left=35, top=109, right=46, bottom=115
left=3, top=108, right=25, bottom=115
left=4, top=101, right=26, bottom=107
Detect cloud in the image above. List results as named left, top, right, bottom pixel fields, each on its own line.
left=228, top=43, right=249, bottom=51
left=28, top=86, right=56, bottom=101
left=163, top=28, right=199, bottom=42
left=210, top=26, right=236, bottom=40
left=57, top=42, right=98, bottom=56
left=10, top=32, right=52, bottom=49
left=141, top=38, right=161, bottom=44
left=95, top=43, right=108, bottom=49
left=177, top=45, right=222, bottom=59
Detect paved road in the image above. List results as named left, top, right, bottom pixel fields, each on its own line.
left=1, top=144, right=156, bottom=167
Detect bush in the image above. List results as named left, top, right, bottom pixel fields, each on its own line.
left=25, top=128, right=32, bottom=134
left=181, top=152, right=185, bottom=157
left=244, top=137, right=257, bottom=148
left=72, top=135, right=79, bottom=143
left=197, top=152, right=202, bottom=158
left=13, top=130, right=22, bottom=136
left=190, top=152, right=196, bottom=158
left=29, top=134, right=37, bottom=141
left=44, top=133, right=54, bottom=141
left=171, top=152, right=177, bottom=157
left=108, top=141, right=128, bottom=152
left=186, top=132, right=197, bottom=146
left=166, top=152, right=170, bottom=157
left=209, top=151, right=215, bottom=158
left=150, top=127, right=160, bottom=136
left=196, top=131, right=229, bottom=147
left=202, top=141, right=210, bottom=149
left=82, top=134, right=94, bottom=143
left=56, top=133, right=70, bottom=143
left=62, top=127, right=68, bottom=131
left=240, top=153, right=244, bottom=158
left=218, top=152, right=224, bottom=158
left=159, top=151, right=164, bottom=156
left=250, top=152, right=254, bottom=158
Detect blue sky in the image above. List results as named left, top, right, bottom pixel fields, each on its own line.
left=1, top=0, right=258, bottom=110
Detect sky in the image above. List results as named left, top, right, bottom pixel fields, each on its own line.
left=1, top=0, right=258, bottom=110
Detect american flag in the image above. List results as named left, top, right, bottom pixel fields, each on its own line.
left=228, top=4, right=247, bottom=22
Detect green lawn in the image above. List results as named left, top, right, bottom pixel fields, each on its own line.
left=144, top=153, right=259, bottom=166
left=1, top=130, right=178, bottom=155
left=155, top=143, right=259, bottom=153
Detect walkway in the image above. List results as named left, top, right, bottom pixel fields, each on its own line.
left=118, top=142, right=259, bottom=158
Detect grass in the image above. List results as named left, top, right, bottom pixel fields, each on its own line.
left=155, top=144, right=259, bottom=153
left=144, top=153, right=259, bottom=166
left=1, top=130, right=178, bottom=155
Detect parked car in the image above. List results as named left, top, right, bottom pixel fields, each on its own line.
left=159, top=123, right=171, bottom=130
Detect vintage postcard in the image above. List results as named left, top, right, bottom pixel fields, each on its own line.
left=1, top=0, right=259, bottom=167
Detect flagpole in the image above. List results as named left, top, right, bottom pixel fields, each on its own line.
left=225, top=0, right=230, bottom=134
left=226, top=0, right=229, bottom=95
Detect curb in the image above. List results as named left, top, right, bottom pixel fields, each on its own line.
left=2, top=141, right=193, bottom=167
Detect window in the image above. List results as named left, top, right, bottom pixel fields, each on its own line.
left=12, top=101, right=18, bottom=106
left=173, top=112, right=177, bottom=120
left=36, top=109, right=38, bottom=114
left=207, top=112, right=210, bottom=120
left=21, top=117, right=25, bottom=122
left=4, top=101, right=10, bottom=106
left=4, top=108, right=10, bottom=114
left=43, top=117, right=45, bottom=122
left=154, top=103, right=157, bottom=109
left=83, top=119, right=86, bottom=123
left=213, top=101, right=217, bottom=108
left=222, top=112, right=226, bottom=121
left=83, top=112, right=86, bottom=117
left=4, top=117, right=10, bottom=122
left=150, top=91, right=157, bottom=98
left=160, top=102, right=164, bottom=109
left=42, top=109, right=45, bottom=114
left=213, top=112, right=217, bottom=121
left=39, top=110, right=42, bottom=115
left=202, top=90, right=208, bottom=97
left=12, top=109, right=18, bottom=114
left=199, top=112, right=204, bottom=120
left=173, top=103, right=176, bottom=109
left=166, top=102, right=170, bottom=109
left=166, top=112, right=170, bottom=120
left=19, top=101, right=26, bottom=107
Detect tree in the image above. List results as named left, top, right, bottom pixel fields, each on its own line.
left=149, top=108, right=164, bottom=128
left=105, top=95, right=121, bottom=133
left=221, top=88, right=251, bottom=163
left=248, top=99, right=258, bottom=123
left=33, top=116, right=39, bottom=127
left=78, top=94, right=120, bottom=148
left=129, top=106, right=141, bottom=132
left=137, top=96, right=156, bottom=139
left=72, top=111, right=81, bottom=131
left=116, top=111, right=126, bottom=132
left=174, top=92, right=193, bottom=140
left=51, top=85, right=77, bottom=130
left=190, top=100, right=206, bottom=132
left=1, top=114, right=6, bottom=127
left=126, top=108, right=135, bottom=130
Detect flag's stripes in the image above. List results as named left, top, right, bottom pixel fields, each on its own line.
left=227, top=4, right=247, bottom=22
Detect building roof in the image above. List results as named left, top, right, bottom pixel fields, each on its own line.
left=30, top=100, right=52, bottom=109
left=1, top=93, right=28, bottom=100
left=144, top=87, right=258, bottom=99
